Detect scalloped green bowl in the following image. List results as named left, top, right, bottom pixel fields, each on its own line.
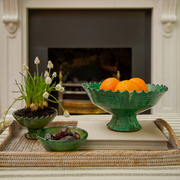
left=37, top=126, right=88, bottom=151
left=82, top=82, right=168, bottom=132
left=12, top=107, right=57, bottom=140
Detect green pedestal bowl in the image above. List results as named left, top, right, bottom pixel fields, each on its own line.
left=82, top=82, right=168, bottom=132
left=12, top=107, right=57, bottom=140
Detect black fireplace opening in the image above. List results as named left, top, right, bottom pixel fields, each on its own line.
left=48, top=48, right=132, bottom=83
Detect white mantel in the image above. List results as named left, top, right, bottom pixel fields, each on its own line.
left=0, top=0, right=180, bottom=119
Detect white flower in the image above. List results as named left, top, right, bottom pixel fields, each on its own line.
left=55, top=84, right=65, bottom=92
left=47, top=61, right=54, bottom=69
left=63, top=110, right=70, bottom=118
left=4, top=119, right=13, bottom=127
left=43, top=92, right=49, bottom=99
left=44, top=71, right=49, bottom=77
left=45, top=77, right=52, bottom=84
left=34, top=56, right=40, bottom=65
left=23, top=64, right=29, bottom=70
left=52, top=72, right=57, bottom=78
left=55, top=84, right=61, bottom=91
left=59, top=87, right=65, bottom=92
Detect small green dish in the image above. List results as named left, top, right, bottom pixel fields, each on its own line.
left=36, top=126, right=88, bottom=151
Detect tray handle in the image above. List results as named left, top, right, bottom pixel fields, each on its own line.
left=154, top=118, right=180, bottom=149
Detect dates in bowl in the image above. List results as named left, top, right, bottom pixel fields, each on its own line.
left=44, top=127, right=81, bottom=141
left=36, top=126, right=88, bottom=151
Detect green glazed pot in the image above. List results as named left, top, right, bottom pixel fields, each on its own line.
left=12, top=107, right=57, bottom=140
left=37, top=126, right=88, bottom=151
left=82, top=82, right=168, bottom=132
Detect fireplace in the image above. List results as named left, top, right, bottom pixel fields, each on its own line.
left=0, top=0, right=179, bottom=118
left=28, top=9, right=151, bottom=82
left=28, top=9, right=151, bottom=114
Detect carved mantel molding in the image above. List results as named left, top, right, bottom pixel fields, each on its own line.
left=161, top=0, right=177, bottom=35
left=2, top=0, right=19, bottom=34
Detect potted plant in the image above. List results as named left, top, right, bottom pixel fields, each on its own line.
left=0, top=57, right=70, bottom=139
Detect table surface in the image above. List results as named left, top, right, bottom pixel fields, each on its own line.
left=0, top=114, right=180, bottom=180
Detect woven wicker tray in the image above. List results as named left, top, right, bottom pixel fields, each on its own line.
left=0, top=118, right=180, bottom=167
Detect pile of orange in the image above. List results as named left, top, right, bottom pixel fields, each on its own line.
left=99, top=77, right=149, bottom=92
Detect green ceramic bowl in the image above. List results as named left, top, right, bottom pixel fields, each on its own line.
left=82, top=82, right=168, bottom=132
left=12, top=107, right=57, bottom=140
left=37, top=126, right=88, bottom=151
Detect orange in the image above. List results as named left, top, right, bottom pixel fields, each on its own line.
left=115, top=80, right=141, bottom=92
left=129, top=77, right=148, bottom=92
left=99, top=77, right=120, bottom=91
